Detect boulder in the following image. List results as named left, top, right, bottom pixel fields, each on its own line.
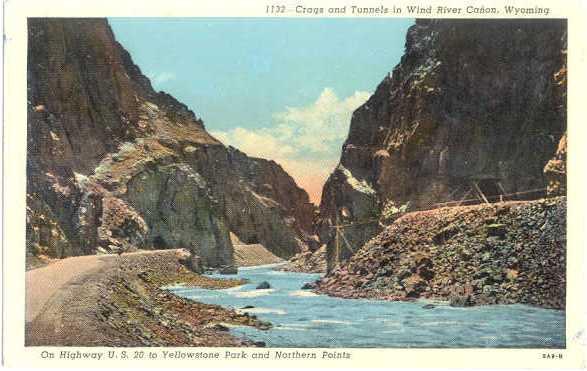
left=218, top=265, right=238, bottom=275
left=449, top=295, right=473, bottom=307
left=205, top=323, right=229, bottom=332
left=486, top=224, right=507, bottom=238
left=256, top=281, right=271, bottom=290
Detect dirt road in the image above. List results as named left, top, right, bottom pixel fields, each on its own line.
left=25, top=250, right=168, bottom=323
left=25, top=249, right=267, bottom=346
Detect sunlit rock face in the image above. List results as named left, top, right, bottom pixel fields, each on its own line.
left=26, top=18, right=315, bottom=265
left=318, top=19, right=567, bottom=271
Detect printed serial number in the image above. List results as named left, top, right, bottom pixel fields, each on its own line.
left=542, top=352, right=563, bottom=360
left=266, top=5, right=286, bottom=14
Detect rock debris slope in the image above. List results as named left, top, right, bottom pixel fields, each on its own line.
left=316, top=198, right=566, bottom=309
left=26, top=18, right=315, bottom=267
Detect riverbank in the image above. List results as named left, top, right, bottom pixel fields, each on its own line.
left=280, top=245, right=327, bottom=273
left=26, top=250, right=270, bottom=346
left=315, top=197, right=566, bottom=309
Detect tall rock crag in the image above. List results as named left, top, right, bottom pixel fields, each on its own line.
left=26, top=18, right=314, bottom=265
left=318, top=19, right=567, bottom=271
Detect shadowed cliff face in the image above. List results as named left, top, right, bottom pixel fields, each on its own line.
left=26, top=18, right=314, bottom=264
left=318, top=19, right=567, bottom=271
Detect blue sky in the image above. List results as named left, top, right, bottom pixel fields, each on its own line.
left=109, top=17, right=414, bottom=202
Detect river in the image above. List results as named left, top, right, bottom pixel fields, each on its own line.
left=167, top=264, right=565, bottom=348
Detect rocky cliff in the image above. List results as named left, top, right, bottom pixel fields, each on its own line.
left=317, top=19, right=567, bottom=271
left=26, top=18, right=314, bottom=266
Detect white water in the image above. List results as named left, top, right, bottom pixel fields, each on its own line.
left=167, top=265, right=565, bottom=348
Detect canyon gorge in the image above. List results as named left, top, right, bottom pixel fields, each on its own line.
left=26, top=18, right=566, bottom=313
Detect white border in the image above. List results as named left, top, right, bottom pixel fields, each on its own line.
left=3, top=0, right=586, bottom=368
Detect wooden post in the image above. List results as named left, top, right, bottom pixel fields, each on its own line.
left=335, top=213, right=340, bottom=268
left=445, top=186, right=461, bottom=203
left=472, top=181, right=490, bottom=204
left=339, top=229, right=355, bottom=254
left=497, top=182, right=507, bottom=202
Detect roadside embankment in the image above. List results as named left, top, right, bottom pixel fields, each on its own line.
left=26, top=249, right=270, bottom=346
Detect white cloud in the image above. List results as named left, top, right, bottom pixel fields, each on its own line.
left=147, top=71, right=176, bottom=85
left=273, top=88, right=371, bottom=153
left=211, top=88, right=371, bottom=203
left=212, top=127, right=296, bottom=159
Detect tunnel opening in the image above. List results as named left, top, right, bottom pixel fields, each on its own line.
left=476, top=178, right=502, bottom=200
left=152, top=235, right=168, bottom=249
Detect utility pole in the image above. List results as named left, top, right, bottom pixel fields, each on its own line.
left=335, top=212, right=340, bottom=268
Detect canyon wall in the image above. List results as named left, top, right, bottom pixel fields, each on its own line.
left=26, top=18, right=315, bottom=265
left=317, top=19, right=567, bottom=271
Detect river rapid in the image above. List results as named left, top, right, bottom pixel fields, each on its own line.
left=167, top=264, right=565, bottom=348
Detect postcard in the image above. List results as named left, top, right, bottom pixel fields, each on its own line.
left=3, top=0, right=586, bottom=368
